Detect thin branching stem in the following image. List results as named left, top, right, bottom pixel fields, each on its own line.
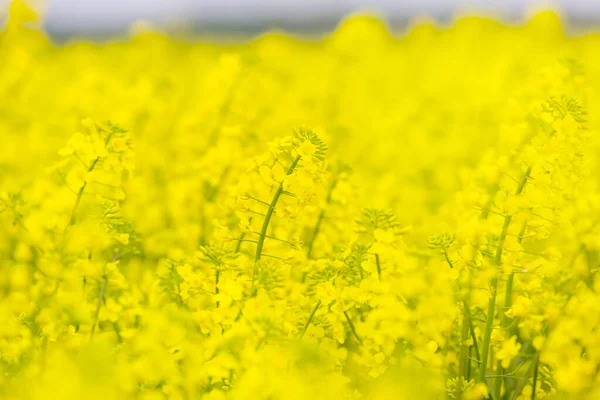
left=89, top=275, right=107, bottom=341
left=344, top=310, right=362, bottom=345
left=298, top=300, right=321, bottom=338
left=69, top=157, right=99, bottom=227
left=468, top=313, right=481, bottom=362
left=68, top=131, right=116, bottom=228
left=480, top=166, right=531, bottom=388
left=442, top=248, right=480, bottom=375
left=235, top=217, right=252, bottom=253
left=497, top=222, right=528, bottom=396
left=510, top=352, right=538, bottom=400
left=251, top=155, right=301, bottom=294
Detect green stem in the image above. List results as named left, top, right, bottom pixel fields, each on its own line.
left=481, top=212, right=512, bottom=388
left=68, top=130, right=116, bottom=228
left=478, top=275, right=499, bottom=385
left=531, top=355, right=539, bottom=400
left=443, top=248, right=480, bottom=376
left=298, top=300, right=321, bottom=338
left=89, top=275, right=107, bottom=340
left=443, top=247, right=480, bottom=378
left=443, top=249, right=453, bottom=269
left=460, top=299, right=481, bottom=380
left=344, top=310, right=362, bottom=345
left=306, top=210, right=325, bottom=258
left=459, top=306, right=471, bottom=379
left=69, top=157, right=100, bottom=227
left=199, top=207, right=207, bottom=246
left=516, top=167, right=532, bottom=196
left=494, top=272, right=515, bottom=399
left=306, top=179, right=337, bottom=259
left=468, top=312, right=481, bottom=362
left=467, top=347, right=473, bottom=381
left=375, top=253, right=382, bottom=281
left=235, top=234, right=245, bottom=252
left=251, top=155, right=301, bottom=293
left=235, top=218, right=252, bottom=253
left=466, top=268, right=479, bottom=383
left=509, top=352, right=538, bottom=400
left=480, top=167, right=531, bottom=388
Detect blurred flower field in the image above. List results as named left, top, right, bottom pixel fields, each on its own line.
left=3, top=1, right=600, bottom=399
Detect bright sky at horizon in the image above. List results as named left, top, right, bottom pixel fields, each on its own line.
left=2, top=0, right=600, bottom=33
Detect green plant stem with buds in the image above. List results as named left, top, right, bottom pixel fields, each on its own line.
left=496, top=222, right=528, bottom=397
left=299, top=300, right=321, bottom=338
left=68, top=131, right=116, bottom=228
left=251, top=155, right=301, bottom=294
left=69, top=157, right=99, bottom=227
left=441, top=248, right=480, bottom=378
left=480, top=167, right=531, bottom=395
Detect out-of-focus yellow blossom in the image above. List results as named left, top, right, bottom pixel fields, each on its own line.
left=496, top=335, right=522, bottom=369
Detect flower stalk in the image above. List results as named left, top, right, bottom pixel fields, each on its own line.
left=479, top=167, right=531, bottom=389
left=251, top=155, right=301, bottom=294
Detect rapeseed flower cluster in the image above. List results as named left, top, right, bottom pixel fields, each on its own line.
left=2, top=1, right=600, bottom=399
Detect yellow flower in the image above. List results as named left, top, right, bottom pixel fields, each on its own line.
left=111, top=137, right=128, bottom=152
left=496, top=336, right=521, bottom=369
left=116, top=233, right=130, bottom=245
left=298, top=140, right=317, bottom=157
left=464, top=383, right=488, bottom=400
left=506, top=295, right=532, bottom=318
left=373, top=228, right=395, bottom=244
